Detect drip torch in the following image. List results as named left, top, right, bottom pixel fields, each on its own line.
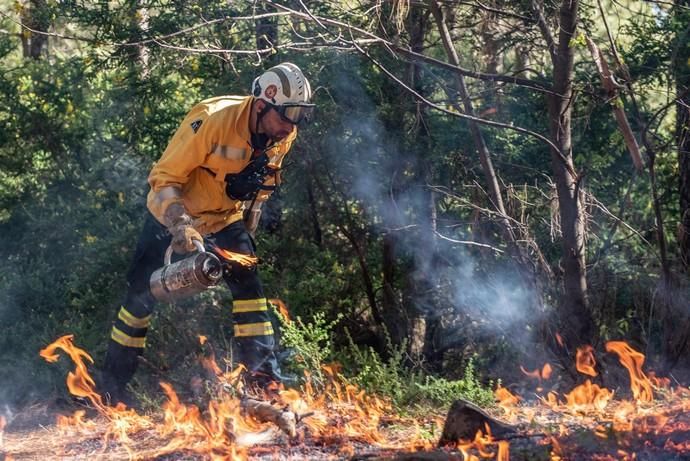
left=150, top=240, right=223, bottom=302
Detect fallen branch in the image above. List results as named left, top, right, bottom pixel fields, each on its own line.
left=241, top=397, right=296, bottom=437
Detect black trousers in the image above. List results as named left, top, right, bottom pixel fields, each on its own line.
left=102, top=212, right=281, bottom=389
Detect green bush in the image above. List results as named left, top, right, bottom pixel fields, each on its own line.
left=276, top=309, right=343, bottom=386
left=277, top=311, right=495, bottom=409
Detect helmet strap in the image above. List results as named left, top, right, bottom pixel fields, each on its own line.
left=251, top=101, right=273, bottom=151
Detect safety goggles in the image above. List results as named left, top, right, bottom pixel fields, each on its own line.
left=273, top=103, right=315, bottom=125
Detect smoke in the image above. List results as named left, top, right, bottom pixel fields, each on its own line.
left=449, top=257, right=523, bottom=319
left=0, top=83, right=152, bottom=411
left=321, top=56, right=541, bottom=355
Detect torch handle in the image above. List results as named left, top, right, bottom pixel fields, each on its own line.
left=164, top=240, right=205, bottom=266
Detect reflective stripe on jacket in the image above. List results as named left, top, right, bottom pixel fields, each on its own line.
left=147, top=95, right=296, bottom=235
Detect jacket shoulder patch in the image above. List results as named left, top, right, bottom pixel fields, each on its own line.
left=190, top=119, right=203, bottom=133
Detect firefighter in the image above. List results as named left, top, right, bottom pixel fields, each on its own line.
left=99, top=63, right=314, bottom=405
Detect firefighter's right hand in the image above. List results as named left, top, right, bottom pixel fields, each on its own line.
left=164, top=202, right=203, bottom=254
left=170, top=223, right=203, bottom=254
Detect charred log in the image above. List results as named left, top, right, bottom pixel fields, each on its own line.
left=438, top=399, right=516, bottom=446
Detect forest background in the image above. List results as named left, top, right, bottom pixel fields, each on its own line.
left=0, top=0, right=689, bottom=412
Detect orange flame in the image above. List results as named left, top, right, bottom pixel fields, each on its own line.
left=42, top=333, right=684, bottom=459
left=198, top=335, right=208, bottom=345
left=0, top=414, right=5, bottom=450
left=550, top=436, right=563, bottom=460
left=648, top=371, right=671, bottom=389
left=457, top=427, right=510, bottom=461
left=213, top=247, right=258, bottom=267
left=497, top=440, right=510, bottom=461
left=576, top=345, right=597, bottom=377
left=495, top=385, right=520, bottom=421
left=200, top=353, right=223, bottom=377
left=605, top=341, right=654, bottom=402
left=39, top=334, right=103, bottom=409
left=542, top=363, right=553, bottom=380
left=268, top=298, right=290, bottom=323
left=39, top=335, right=443, bottom=459
left=57, top=410, right=97, bottom=433
left=495, top=385, right=520, bottom=406
left=520, top=363, right=552, bottom=381
left=564, top=379, right=613, bottom=411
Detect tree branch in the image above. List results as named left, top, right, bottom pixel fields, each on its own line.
left=434, top=231, right=505, bottom=253
left=352, top=39, right=576, bottom=175
left=531, top=0, right=557, bottom=61
left=265, top=0, right=552, bottom=93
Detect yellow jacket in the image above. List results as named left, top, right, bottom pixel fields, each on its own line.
left=147, top=95, right=296, bottom=235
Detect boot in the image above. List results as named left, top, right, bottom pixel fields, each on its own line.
left=94, top=369, right=139, bottom=410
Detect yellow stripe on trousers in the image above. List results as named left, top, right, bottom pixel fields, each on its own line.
left=234, top=321, right=274, bottom=337
left=111, top=326, right=146, bottom=348
left=118, top=307, right=151, bottom=329
left=232, top=298, right=269, bottom=313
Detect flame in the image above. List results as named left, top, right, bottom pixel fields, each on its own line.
left=555, top=332, right=564, bottom=348
left=213, top=247, right=258, bottom=267
left=0, top=414, right=5, bottom=449
left=575, top=345, right=597, bottom=377
left=542, top=363, right=553, bottom=380
left=37, top=334, right=687, bottom=459
left=200, top=353, right=224, bottom=377
left=520, top=363, right=552, bottom=381
left=268, top=298, right=290, bottom=323
left=497, top=440, right=509, bottom=461
left=564, top=379, right=613, bottom=411
left=550, top=436, right=563, bottom=460
left=605, top=341, right=654, bottom=402
left=457, top=427, right=510, bottom=461
left=39, top=335, right=103, bottom=409
left=40, top=335, right=439, bottom=459
left=57, top=410, right=97, bottom=433
left=495, top=385, right=520, bottom=422
left=648, top=371, right=671, bottom=389
left=495, top=386, right=519, bottom=406
left=198, top=335, right=208, bottom=345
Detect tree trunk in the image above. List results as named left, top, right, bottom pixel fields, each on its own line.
left=255, top=2, right=281, bottom=227
left=677, top=0, right=690, bottom=272
left=256, top=3, right=279, bottom=64
left=20, top=0, right=49, bottom=59
left=130, top=2, right=150, bottom=79
left=427, top=0, right=523, bottom=257
left=545, top=0, right=593, bottom=351
left=479, top=1, right=500, bottom=112
left=311, top=166, right=385, bottom=327
left=306, top=177, right=323, bottom=247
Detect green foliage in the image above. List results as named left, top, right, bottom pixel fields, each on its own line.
left=340, top=331, right=495, bottom=408
left=0, top=0, right=686, bottom=412
left=340, top=331, right=409, bottom=404
left=277, top=309, right=343, bottom=385
left=411, top=359, right=497, bottom=408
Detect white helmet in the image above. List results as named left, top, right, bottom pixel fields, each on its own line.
left=252, top=62, right=314, bottom=124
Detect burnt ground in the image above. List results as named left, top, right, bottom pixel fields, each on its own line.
left=3, top=392, right=690, bottom=461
